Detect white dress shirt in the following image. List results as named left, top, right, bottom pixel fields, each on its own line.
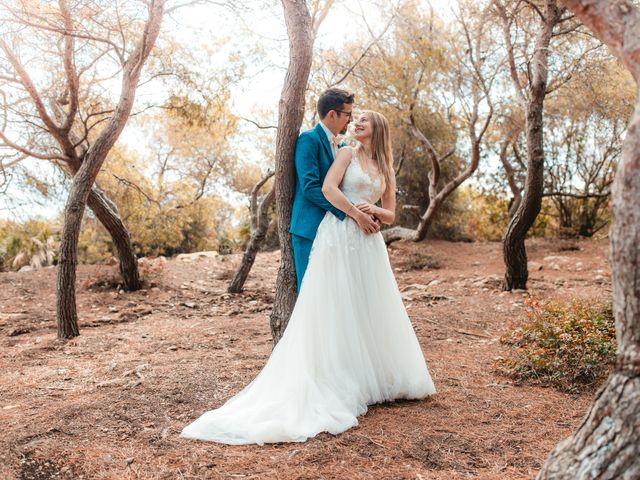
left=319, top=121, right=337, bottom=159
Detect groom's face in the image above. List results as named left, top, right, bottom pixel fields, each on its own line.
left=326, top=103, right=353, bottom=136
left=335, top=103, right=353, bottom=135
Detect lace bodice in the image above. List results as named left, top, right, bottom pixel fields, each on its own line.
left=339, top=148, right=385, bottom=204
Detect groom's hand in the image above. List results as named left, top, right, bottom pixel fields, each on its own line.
left=348, top=206, right=379, bottom=234
left=355, top=213, right=380, bottom=234
left=354, top=202, right=381, bottom=233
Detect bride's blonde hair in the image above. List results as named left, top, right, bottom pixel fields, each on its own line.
left=354, top=110, right=394, bottom=190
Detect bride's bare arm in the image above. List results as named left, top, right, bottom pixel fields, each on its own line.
left=322, top=148, right=380, bottom=234
left=355, top=172, right=396, bottom=225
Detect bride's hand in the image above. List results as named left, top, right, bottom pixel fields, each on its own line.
left=355, top=202, right=377, bottom=215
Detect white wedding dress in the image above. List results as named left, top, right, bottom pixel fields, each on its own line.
left=181, top=149, right=436, bottom=444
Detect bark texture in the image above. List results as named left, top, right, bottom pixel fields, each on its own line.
left=228, top=172, right=275, bottom=293
left=64, top=160, right=141, bottom=292
left=57, top=0, right=164, bottom=338
left=381, top=226, right=419, bottom=244
left=501, top=0, right=563, bottom=291
left=538, top=1, right=640, bottom=477
left=86, top=187, right=141, bottom=291
left=500, top=141, right=523, bottom=218
left=538, top=373, right=640, bottom=479
left=269, top=0, right=314, bottom=345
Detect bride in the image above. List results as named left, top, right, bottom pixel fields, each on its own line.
left=181, top=110, right=436, bottom=445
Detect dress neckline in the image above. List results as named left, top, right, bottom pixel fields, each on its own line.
left=351, top=148, right=382, bottom=186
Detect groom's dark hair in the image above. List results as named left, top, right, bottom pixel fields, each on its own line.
left=317, top=88, right=355, bottom=119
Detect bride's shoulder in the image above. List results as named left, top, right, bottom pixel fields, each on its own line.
left=336, top=146, right=355, bottom=162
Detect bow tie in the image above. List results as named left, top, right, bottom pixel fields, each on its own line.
left=331, top=136, right=342, bottom=146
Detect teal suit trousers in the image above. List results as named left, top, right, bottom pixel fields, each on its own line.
left=292, top=234, right=313, bottom=292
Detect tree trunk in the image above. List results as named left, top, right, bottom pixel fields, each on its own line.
left=499, top=141, right=522, bottom=218
left=56, top=0, right=164, bottom=338
left=381, top=226, right=419, bottom=244
left=87, top=187, right=141, bottom=291
left=56, top=193, right=82, bottom=338
left=64, top=160, right=141, bottom=292
left=502, top=100, right=544, bottom=290
left=228, top=186, right=275, bottom=293
left=502, top=0, right=561, bottom=291
left=556, top=197, right=573, bottom=231
left=539, top=93, right=640, bottom=480
left=269, top=0, right=314, bottom=346
left=384, top=111, right=490, bottom=245
left=538, top=373, right=640, bottom=479
left=414, top=198, right=443, bottom=240
left=539, top=1, right=640, bottom=476
left=507, top=196, right=521, bottom=218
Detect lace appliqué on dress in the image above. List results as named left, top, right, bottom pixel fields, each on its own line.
left=339, top=148, right=384, bottom=206
left=333, top=148, right=385, bottom=252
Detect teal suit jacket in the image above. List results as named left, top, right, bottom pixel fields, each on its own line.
left=290, top=123, right=346, bottom=241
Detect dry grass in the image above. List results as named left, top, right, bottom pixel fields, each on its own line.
left=0, top=238, right=610, bottom=479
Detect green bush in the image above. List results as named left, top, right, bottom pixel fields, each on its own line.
left=498, top=298, right=616, bottom=392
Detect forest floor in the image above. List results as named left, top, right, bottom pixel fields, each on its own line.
left=0, top=238, right=611, bottom=480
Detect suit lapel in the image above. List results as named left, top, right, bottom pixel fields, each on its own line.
left=315, top=123, right=334, bottom=161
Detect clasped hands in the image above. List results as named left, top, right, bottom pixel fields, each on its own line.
left=348, top=202, right=381, bottom=234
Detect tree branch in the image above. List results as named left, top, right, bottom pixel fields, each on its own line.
left=311, top=0, right=334, bottom=37
left=250, top=169, right=275, bottom=230
left=543, top=190, right=611, bottom=199
left=562, top=0, right=640, bottom=81
left=58, top=0, right=80, bottom=138
left=493, top=0, right=528, bottom=105
left=0, top=39, right=65, bottom=146
left=240, top=116, right=278, bottom=130
left=0, top=129, right=65, bottom=161
left=329, top=7, right=397, bottom=87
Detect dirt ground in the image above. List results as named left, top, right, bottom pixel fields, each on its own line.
left=0, top=238, right=611, bottom=480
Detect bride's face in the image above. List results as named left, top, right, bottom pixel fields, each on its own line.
left=353, top=114, right=372, bottom=141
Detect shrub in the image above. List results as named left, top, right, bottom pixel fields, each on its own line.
left=498, top=297, right=616, bottom=392
left=78, top=218, right=113, bottom=265
left=0, top=219, right=58, bottom=271
left=463, top=189, right=557, bottom=241
left=427, top=190, right=475, bottom=242
left=400, top=250, right=443, bottom=271
left=463, top=191, right=511, bottom=241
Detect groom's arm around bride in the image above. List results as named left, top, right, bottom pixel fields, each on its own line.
left=289, top=88, right=379, bottom=291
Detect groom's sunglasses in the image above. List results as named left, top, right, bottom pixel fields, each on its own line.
left=335, top=109, right=353, bottom=119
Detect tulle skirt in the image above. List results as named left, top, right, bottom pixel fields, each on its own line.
left=180, top=213, right=435, bottom=444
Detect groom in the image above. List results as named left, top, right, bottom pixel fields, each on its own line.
left=290, top=88, right=379, bottom=292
